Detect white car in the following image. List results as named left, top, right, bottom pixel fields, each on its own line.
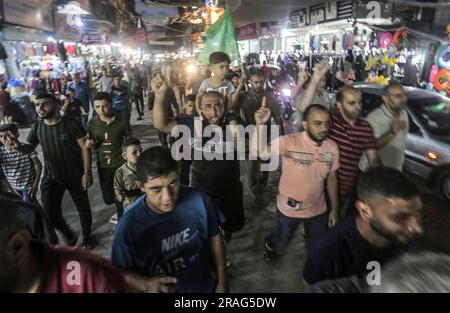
left=353, top=83, right=450, bottom=202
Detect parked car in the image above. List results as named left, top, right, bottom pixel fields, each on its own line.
left=353, top=83, right=450, bottom=202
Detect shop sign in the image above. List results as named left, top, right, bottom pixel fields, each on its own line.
left=3, top=0, right=54, bottom=32
left=81, top=33, right=106, bottom=45
left=287, top=0, right=349, bottom=28
left=236, top=23, right=261, bottom=41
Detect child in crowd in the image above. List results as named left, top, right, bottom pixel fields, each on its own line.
left=0, top=124, right=42, bottom=202
left=112, top=137, right=143, bottom=224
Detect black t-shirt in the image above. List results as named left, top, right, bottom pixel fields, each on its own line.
left=27, top=117, right=86, bottom=181
left=303, top=216, right=401, bottom=285
left=174, top=114, right=240, bottom=200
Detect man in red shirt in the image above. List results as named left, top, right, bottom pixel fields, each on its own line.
left=0, top=195, right=127, bottom=293
left=328, top=86, right=379, bottom=216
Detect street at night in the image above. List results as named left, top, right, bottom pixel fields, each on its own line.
left=0, top=0, right=449, bottom=299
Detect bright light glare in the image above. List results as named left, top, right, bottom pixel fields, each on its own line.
left=186, top=64, right=197, bottom=74
left=282, top=88, right=291, bottom=97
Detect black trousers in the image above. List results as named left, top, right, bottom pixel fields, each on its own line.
left=192, top=177, right=245, bottom=234
left=179, top=160, right=192, bottom=186
left=98, top=166, right=124, bottom=218
left=132, top=93, right=144, bottom=117
left=41, top=176, right=92, bottom=238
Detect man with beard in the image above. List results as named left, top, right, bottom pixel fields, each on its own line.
left=237, top=73, right=283, bottom=207
left=12, top=93, right=96, bottom=249
left=328, top=86, right=378, bottom=216
left=0, top=195, right=127, bottom=293
left=302, top=167, right=423, bottom=287
left=152, top=74, right=244, bottom=245
left=251, top=102, right=340, bottom=263
left=366, top=83, right=409, bottom=171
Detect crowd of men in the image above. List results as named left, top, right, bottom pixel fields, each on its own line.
left=0, top=50, right=449, bottom=293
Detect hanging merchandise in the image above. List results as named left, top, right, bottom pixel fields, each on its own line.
left=58, top=42, right=68, bottom=62
left=433, top=69, right=449, bottom=91
left=434, top=45, right=450, bottom=69
left=379, top=32, right=393, bottom=49
left=367, top=55, right=377, bottom=67
left=429, top=64, right=439, bottom=82
left=65, top=45, right=76, bottom=55
left=393, top=30, right=408, bottom=47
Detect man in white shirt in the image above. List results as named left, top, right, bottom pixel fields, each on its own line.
left=367, top=83, right=409, bottom=171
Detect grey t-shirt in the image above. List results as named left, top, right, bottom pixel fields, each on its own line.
left=198, top=78, right=235, bottom=97
left=366, top=105, right=408, bottom=171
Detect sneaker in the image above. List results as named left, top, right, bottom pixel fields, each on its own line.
left=263, top=240, right=277, bottom=263
left=109, top=213, right=118, bottom=225
left=81, top=236, right=97, bottom=250
left=137, top=116, right=143, bottom=121
left=226, top=257, right=233, bottom=268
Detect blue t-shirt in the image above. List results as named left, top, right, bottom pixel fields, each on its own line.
left=111, top=186, right=224, bottom=293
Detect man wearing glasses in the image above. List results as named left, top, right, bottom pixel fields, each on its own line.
left=152, top=74, right=244, bottom=248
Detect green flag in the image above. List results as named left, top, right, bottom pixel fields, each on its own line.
left=198, top=7, right=240, bottom=64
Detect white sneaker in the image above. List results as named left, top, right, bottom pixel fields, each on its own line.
left=109, top=213, right=118, bottom=225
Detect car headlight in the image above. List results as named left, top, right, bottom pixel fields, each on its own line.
left=427, top=151, right=440, bottom=160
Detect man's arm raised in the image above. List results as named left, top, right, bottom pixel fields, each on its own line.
left=250, top=96, right=273, bottom=160
left=151, top=74, right=178, bottom=134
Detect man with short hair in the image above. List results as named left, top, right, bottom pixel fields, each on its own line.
left=328, top=86, right=378, bottom=216
left=252, top=99, right=340, bottom=263
left=237, top=72, right=283, bottom=206
left=0, top=195, right=127, bottom=293
left=99, top=68, right=113, bottom=93
left=12, top=93, right=95, bottom=249
left=130, top=69, right=145, bottom=120
left=60, top=87, right=86, bottom=122
left=153, top=74, right=245, bottom=243
left=70, top=72, right=92, bottom=130
left=111, top=147, right=227, bottom=293
left=110, top=75, right=130, bottom=121
left=87, top=92, right=131, bottom=215
left=302, top=167, right=423, bottom=287
left=366, top=83, right=409, bottom=171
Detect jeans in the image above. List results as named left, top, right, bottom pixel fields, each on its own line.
left=244, top=159, right=269, bottom=200
left=191, top=175, right=245, bottom=234
left=267, top=209, right=328, bottom=256
left=15, top=188, right=33, bottom=203
left=40, top=176, right=93, bottom=239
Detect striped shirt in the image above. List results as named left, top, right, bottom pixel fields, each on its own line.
left=328, top=112, right=376, bottom=198
left=27, top=117, right=86, bottom=181
left=0, top=146, right=37, bottom=190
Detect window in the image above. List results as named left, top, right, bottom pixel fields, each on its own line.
left=361, top=91, right=383, bottom=117
left=407, top=112, right=422, bottom=136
